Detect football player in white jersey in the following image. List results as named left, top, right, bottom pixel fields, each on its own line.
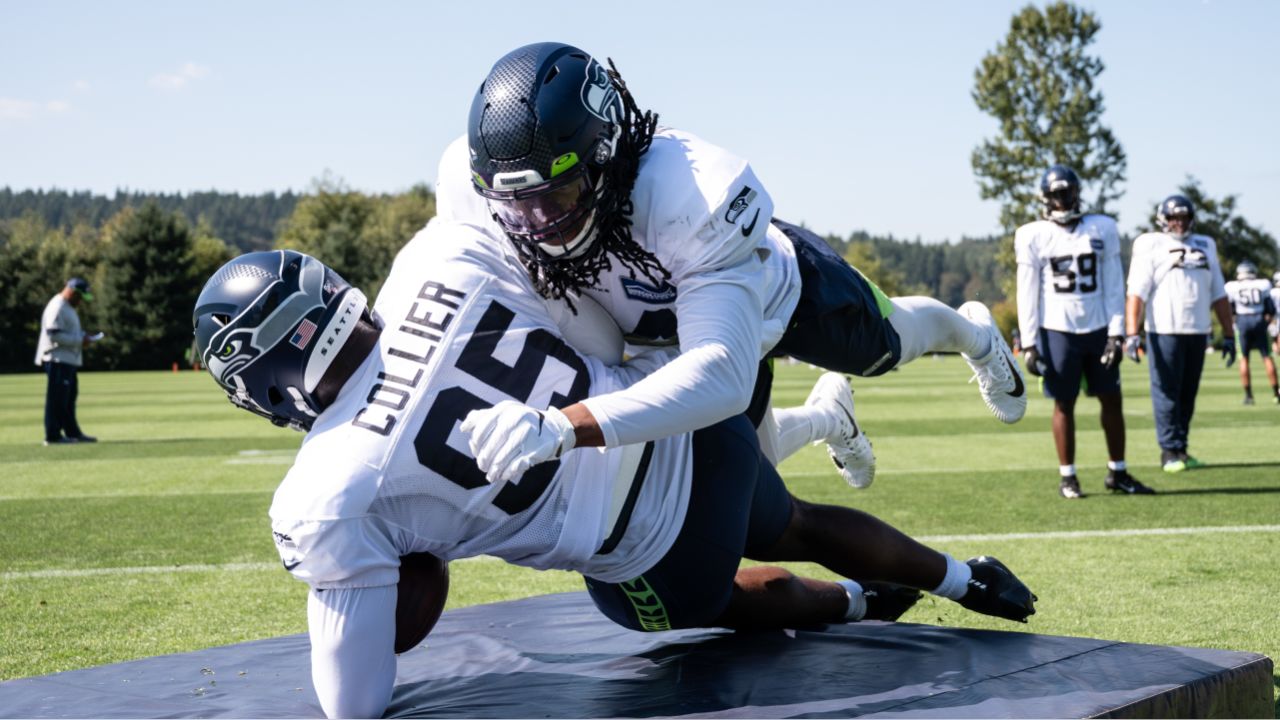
left=1015, top=165, right=1151, bottom=498
left=1125, top=195, right=1236, bottom=473
left=193, top=221, right=1037, bottom=719
left=1223, top=261, right=1278, bottom=404
left=1271, top=271, right=1280, bottom=357
left=441, top=42, right=1026, bottom=490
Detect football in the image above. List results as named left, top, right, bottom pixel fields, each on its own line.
left=394, top=552, right=450, bottom=654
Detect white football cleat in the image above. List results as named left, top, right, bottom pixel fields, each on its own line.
left=805, top=372, right=876, bottom=489
left=958, top=301, right=1027, bottom=424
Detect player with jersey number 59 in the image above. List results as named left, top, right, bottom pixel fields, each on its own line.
left=1016, top=165, right=1151, bottom=499
left=192, top=220, right=1037, bottom=719
left=1223, top=261, right=1278, bottom=405
left=1126, top=194, right=1236, bottom=473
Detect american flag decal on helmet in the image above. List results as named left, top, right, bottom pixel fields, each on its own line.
left=290, top=319, right=317, bottom=350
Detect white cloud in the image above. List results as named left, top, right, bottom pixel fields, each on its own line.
left=0, top=98, right=37, bottom=120
left=46, top=100, right=71, bottom=113
left=73, top=80, right=90, bottom=92
left=149, top=62, right=211, bottom=91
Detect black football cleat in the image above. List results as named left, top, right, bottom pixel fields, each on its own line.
left=1105, top=470, right=1155, bottom=495
left=1059, top=475, right=1084, bottom=499
left=956, top=556, right=1037, bottom=623
left=860, top=582, right=922, bottom=622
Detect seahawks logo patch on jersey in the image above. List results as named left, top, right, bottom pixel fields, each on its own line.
left=620, top=277, right=677, bottom=304
left=1089, top=237, right=1105, bottom=252
left=725, top=186, right=758, bottom=224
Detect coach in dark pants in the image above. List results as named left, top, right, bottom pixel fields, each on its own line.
left=1125, top=195, right=1234, bottom=473
left=35, top=278, right=99, bottom=445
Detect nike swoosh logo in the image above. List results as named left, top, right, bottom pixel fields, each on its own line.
left=741, top=209, right=760, bottom=237
left=835, top=399, right=860, bottom=438
left=282, top=559, right=301, bottom=571
left=1004, top=355, right=1025, bottom=398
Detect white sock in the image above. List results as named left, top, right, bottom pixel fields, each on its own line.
left=1059, top=464, right=1076, bottom=478
left=887, top=296, right=989, bottom=364
left=772, top=407, right=824, bottom=462
left=1108, top=460, right=1126, bottom=471
left=837, top=579, right=867, bottom=620
left=931, top=554, right=972, bottom=600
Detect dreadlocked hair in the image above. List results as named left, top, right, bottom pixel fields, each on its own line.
left=514, top=58, right=670, bottom=310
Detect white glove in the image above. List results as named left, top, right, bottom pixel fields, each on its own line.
left=460, top=400, right=577, bottom=483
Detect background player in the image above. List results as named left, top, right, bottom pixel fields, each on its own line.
left=441, top=42, right=1026, bottom=487
left=193, top=221, right=1037, bottom=719
left=1223, top=261, right=1278, bottom=405
left=1271, top=271, right=1280, bottom=357
left=1015, top=165, right=1151, bottom=498
left=1125, top=195, right=1235, bottom=472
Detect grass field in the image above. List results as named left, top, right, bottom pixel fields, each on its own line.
left=1, top=359, right=1277, bottom=714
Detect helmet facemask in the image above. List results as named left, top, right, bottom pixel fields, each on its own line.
left=1038, top=166, right=1083, bottom=225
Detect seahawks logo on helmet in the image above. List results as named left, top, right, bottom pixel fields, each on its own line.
left=581, top=61, right=619, bottom=122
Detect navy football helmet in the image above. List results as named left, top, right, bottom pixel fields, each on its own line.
left=1038, top=164, right=1083, bottom=224
left=192, top=250, right=370, bottom=431
left=1157, top=195, right=1195, bottom=239
left=469, top=42, right=622, bottom=260
left=1236, top=261, right=1258, bottom=280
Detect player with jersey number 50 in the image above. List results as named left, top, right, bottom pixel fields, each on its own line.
left=1223, top=261, right=1278, bottom=405
left=1015, top=165, right=1152, bottom=499
left=1125, top=194, right=1236, bottom=473
left=192, top=219, right=1037, bottom=719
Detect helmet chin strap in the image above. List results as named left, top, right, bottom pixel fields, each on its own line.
left=303, top=288, right=369, bottom=393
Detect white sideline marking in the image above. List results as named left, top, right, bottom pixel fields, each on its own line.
left=5, top=525, right=1279, bottom=581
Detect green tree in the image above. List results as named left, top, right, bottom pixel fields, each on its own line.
left=275, top=175, right=378, bottom=291
left=1140, top=178, right=1280, bottom=280
left=972, top=1, right=1127, bottom=295
left=97, top=204, right=198, bottom=369
left=0, top=214, right=106, bottom=372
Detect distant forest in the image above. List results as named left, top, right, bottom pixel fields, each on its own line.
left=0, top=188, right=300, bottom=252
left=0, top=187, right=1010, bottom=301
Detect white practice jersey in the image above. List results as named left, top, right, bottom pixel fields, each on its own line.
left=1127, top=232, right=1226, bottom=335
left=1015, top=215, right=1124, bottom=340
left=1271, top=288, right=1280, bottom=336
left=435, top=129, right=801, bottom=447
left=1224, top=278, right=1274, bottom=316
left=269, top=220, right=692, bottom=592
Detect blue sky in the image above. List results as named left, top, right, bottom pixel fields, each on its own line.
left=3, top=1, right=1278, bottom=242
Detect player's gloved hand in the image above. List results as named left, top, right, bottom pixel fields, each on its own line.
left=1100, top=335, right=1124, bottom=370
left=460, top=401, right=576, bottom=484
left=1021, top=346, right=1046, bottom=377
left=1220, top=336, right=1237, bottom=368
left=1124, top=335, right=1143, bottom=364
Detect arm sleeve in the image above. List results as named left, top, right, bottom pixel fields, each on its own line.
left=580, top=278, right=762, bottom=447
left=1126, top=236, right=1154, bottom=302
left=307, top=585, right=398, bottom=720
left=1102, top=224, right=1125, bottom=336
left=1014, top=229, right=1042, bottom=345
left=1207, top=240, right=1228, bottom=301
left=43, top=303, right=82, bottom=347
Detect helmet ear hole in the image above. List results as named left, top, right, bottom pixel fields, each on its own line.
left=267, top=386, right=284, bottom=407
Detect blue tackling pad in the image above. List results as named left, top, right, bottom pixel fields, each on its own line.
left=0, top=591, right=1272, bottom=718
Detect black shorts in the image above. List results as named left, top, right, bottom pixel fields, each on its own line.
left=1038, top=327, right=1120, bottom=401
left=768, top=220, right=902, bottom=378
left=1236, top=316, right=1271, bottom=358
left=584, top=415, right=793, bottom=632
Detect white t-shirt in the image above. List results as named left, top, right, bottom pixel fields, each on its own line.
left=1014, top=215, right=1124, bottom=340
left=435, top=128, right=802, bottom=448
left=1224, top=278, right=1273, bottom=316
left=35, top=294, right=84, bottom=366
left=1126, top=232, right=1227, bottom=335
left=272, top=220, right=695, bottom=718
